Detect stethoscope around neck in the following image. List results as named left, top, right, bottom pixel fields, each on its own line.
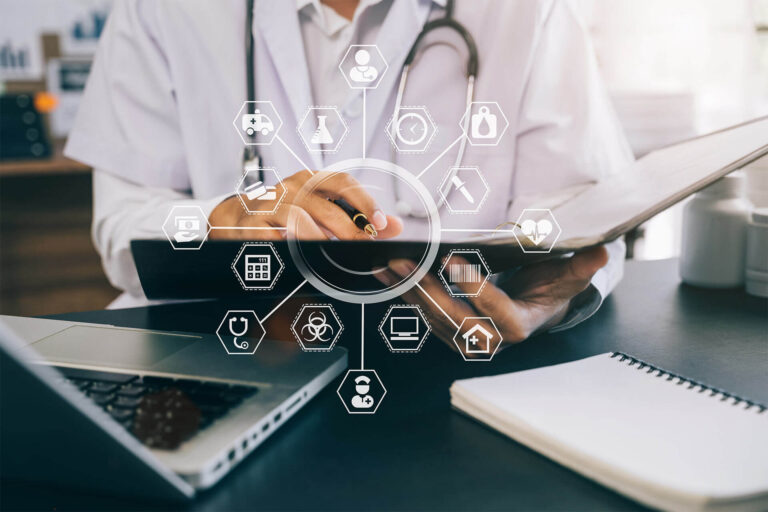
left=242, top=0, right=479, bottom=219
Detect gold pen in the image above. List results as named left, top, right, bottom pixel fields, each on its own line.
left=331, top=198, right=377, bottom=237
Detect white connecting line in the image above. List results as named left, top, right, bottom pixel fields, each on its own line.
left=276, top=133, right=314, bottom=174
left=440, top=228, right=517, bottom=233
left=416, top=133, right=465, bottom=179
left=210, top=226, right=287, bottom=231
left=362, top=90, right=367, bottom=159
left=360, top=303, right=365, bottom=369
left=415, top=282, right=459, bottom=329
left=260, top=279, right=308, bottom=323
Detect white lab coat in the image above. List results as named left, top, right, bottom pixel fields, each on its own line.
left=65, top=0, right=632, bottom=325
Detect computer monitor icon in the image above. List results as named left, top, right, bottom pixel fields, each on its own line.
left=389, top=317, right=419, bottom=341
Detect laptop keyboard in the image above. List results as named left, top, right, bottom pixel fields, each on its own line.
left=56, top=366, right=259, bottom=450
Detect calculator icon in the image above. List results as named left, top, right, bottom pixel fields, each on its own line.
left=245, top=255, right=271, bottom=281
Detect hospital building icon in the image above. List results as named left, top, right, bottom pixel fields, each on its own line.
left=452, top=317, right=503, bottom=362
left=463, top=323, right=492, bottom=354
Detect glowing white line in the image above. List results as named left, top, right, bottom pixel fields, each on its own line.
left=362, top=90, right=367, bottom=160
left=440, top=228, right=517, bottom=233
left=360, top=302, right=365, bottom=369
left=276, top=134, right=314, bottom=175
left=415, top=282, right=459, bottom=329
left=210, top=226, right=287, bottom=230
left=260, top=279, right=307, bottom=322
left=416, top=134, right=465, bottom=179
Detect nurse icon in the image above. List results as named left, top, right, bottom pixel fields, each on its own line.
left=351, top=375, right=375, bottom=409
left=349, top=49, right=379, bottom=83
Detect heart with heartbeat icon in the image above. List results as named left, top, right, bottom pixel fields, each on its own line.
left=520, top=219, right=553, bottom=246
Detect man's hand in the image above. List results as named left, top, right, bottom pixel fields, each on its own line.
left=209, top=170, right=403, bottom=240
left=376, top=246, right=609, bottom=349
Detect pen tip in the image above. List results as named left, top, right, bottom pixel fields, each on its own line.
left=365, top=225, right=378, bottom=238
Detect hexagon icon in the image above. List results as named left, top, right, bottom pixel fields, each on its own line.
left=162, top=205, right=211, bottom=250
left=339, top=44, right=388, bottom=89
left=232, top=242, right=284, bottom=291
left=438, top=249, right=491, bottom=297
left=297, top=106, right=348, bottom=153
left=216, top=310, right=266, bottom=355
left=235, top=167, right=287, bottom=215
left=438, top=166, right=489, bottom=214
left=378, top=305, right=431, bottom=353
left=233, top=101, right=282, bottom=146
left=460, top=101, right=510, bottom=146
left=452, top=317, right=503, bottom=362
left=337, top=369, right=386, bottom=414
left=385, top=106, right=438, bottom=153
left=512, top=208, right=562, bottom=254
left=291, top=304, right=343, bottom=352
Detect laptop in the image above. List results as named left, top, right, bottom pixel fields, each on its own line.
left=0, top=314, right=347, bottom=500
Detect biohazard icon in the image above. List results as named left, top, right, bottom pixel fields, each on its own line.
left=291, top=304, right=343, bottom=352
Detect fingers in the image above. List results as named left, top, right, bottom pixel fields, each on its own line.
left=389, top=260, right=473, bottom=328
left=312, top=172, right=388, bottom=231
left=569, top=246, right=609, bottom=280
left=376, top=214, right=404, bottom=239
left=295, top=194, right=375, bottom=241
left=279, top=205, right=328, bottom=240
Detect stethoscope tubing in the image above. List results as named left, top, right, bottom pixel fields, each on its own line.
left=242, top=0, right=479, bottom=219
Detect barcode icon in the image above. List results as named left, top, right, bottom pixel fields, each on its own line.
left=448, top=264, right=482, bottom=283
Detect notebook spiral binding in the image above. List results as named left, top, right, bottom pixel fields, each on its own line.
left=610, top=352, right=766, bottom=414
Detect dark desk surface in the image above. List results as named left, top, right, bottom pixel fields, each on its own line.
left=3, top=259, right=767, bottom=511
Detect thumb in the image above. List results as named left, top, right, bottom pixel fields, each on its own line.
left=569, top=245, right=609, bottom=280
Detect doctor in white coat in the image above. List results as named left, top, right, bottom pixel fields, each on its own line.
left=65, top=0, right=632, bottom=346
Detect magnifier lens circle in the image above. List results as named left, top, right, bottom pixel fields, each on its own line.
left=286, top=158, right=441, bottom=304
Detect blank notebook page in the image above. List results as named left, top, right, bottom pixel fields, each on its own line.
left=451, top=353, right=768, bottom=507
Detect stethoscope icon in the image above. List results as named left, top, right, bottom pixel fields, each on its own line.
left=229, top=316, right=250, bottom=350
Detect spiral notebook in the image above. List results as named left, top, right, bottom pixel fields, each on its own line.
left=450, top=353, right=768, bottom=512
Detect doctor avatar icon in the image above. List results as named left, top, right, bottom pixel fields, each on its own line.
left=385, top=106, right=437, bottom=153
left=291, top=304, right=343, bottom=352
left=438, top=166, right=489, bottom=214
left=162, top=205, right=211, bottom=250
left=512, top=208, right=562, bottom=254
left=232, top=242, right=284, bottom=291
left=233, top=100, right=282, bottom=146
left=216, top=310, right=265, bottom=355
left=236, top=167, right=287, bottom=215
left=452, top=317, right=503, bottom=362
left=337, top=369, right=386, bottom=414
left=460, top=101, right=509, bottom=146
left=297, top=106, right=348, bottom=153
left=339, top=45, right=387, bottom=89
left=378, top=305, right=431, bottom=353
left=438, top=249, right=491, bottom=297
left=349, top=50, right=377, bottom=83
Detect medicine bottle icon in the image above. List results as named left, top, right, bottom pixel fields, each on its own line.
left=470, top=106, right=497, bottom=139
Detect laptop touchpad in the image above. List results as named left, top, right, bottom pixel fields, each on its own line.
left=30, top=325, right=198, bottom=370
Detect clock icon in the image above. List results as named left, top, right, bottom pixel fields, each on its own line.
left=395, top=112, right=429, bottom=146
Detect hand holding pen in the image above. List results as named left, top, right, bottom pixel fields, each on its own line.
left=209, top=170, right=403, bottom=241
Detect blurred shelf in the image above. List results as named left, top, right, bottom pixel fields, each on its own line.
left=0, top=140, right=90, bottom=177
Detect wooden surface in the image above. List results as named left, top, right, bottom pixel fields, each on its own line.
left=0, top=172, right=119, bottom=316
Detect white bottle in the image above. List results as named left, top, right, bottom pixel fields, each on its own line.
left=679, top=173, right=751, bottom=288
left=745, top=208, right=768, bottom=298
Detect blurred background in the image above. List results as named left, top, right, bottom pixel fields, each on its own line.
left=1, top=0, right=767, bottom=316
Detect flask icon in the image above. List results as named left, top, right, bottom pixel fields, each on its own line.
left=311, top=115, right=334, bottom=145
left=470, top=106, right=497, bottom=139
